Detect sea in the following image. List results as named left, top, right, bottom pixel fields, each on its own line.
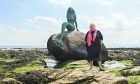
left=0, top=45, right=46, bottom=50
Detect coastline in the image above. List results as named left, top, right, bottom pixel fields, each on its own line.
left=0, top=47, right=140, bottom=83
left=1, top=47, right=140, bottom=50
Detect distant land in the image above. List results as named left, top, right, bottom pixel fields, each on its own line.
left=0, top=45, right=140, bottom=49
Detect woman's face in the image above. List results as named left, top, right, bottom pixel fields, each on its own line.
left=89, top=25, right=95, bottom=30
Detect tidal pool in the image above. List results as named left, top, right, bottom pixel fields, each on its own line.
left=104, top=61, right=126, bottom=69
left=44, top=59, right=58, bottom=68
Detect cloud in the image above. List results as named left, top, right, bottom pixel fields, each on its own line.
left=102, top=14, right=140, bottom=47
left=0, top=16, right=62, bottom=46
left=78, top=13, right=140, bottom=31
left=26, top=16, right=62, bottom=31
left=77, top=15, right=92, bottom=30
left=48, top=0, right=72, bottom=7
left=104, top=30, right=140, bottom=47
left=112, top=13, right=140, bottom=31
left=0, top=24, right=4, bottom=32
left=1, top=14, right=140, bottom=47
left=77, top=15, right=116, bottom=31
left=76, top=14, right=140, bottom=47
left=88, top=0, right=114, bottom=6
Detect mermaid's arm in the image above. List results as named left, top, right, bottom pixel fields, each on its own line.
left=74, top=15, right=79, bottom=31
left=75, top=20, right=78, bottom=31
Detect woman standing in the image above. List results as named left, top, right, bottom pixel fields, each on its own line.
left=85, top=23, right=105, bottom=71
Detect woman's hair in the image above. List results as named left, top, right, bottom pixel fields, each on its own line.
left=90, top=23, right=96, bottom=28
left=66, top=7, right=76, bottom=19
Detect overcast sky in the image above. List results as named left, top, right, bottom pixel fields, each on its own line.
left=0, top=0, right=140, bottom=48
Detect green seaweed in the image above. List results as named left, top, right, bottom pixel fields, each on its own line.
left=127, top=76, right=140, bottom=84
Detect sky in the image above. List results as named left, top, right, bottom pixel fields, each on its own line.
left=0, top=0, right=140, bottom=48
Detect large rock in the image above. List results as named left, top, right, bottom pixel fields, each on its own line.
left=47, top=31, right=108, bottom=64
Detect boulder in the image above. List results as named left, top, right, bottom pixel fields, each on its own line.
left=133, top=59, right=140, bottom=66
left=47, top=31, right=108, bottom=65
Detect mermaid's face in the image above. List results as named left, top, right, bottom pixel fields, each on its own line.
left=67, top=7, right=76, bottom=21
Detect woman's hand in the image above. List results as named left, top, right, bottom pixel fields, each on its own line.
left=100, top=40, right=103, bottom=45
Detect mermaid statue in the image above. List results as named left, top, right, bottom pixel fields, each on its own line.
left=56, top=7, right=79, bottom=46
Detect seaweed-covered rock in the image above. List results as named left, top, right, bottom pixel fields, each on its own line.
left=16, top=71, right=49, bottom=84
left=1, top=78, right=22, bottom=84
left=121, top=66, right=140, bottom=76
left=133, top=59, right=140, bottom=66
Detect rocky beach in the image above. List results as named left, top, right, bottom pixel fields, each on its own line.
left=0, top=48, right=140, bottom=84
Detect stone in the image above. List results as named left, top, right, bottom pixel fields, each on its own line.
left=133, top=59, right=140, bottom=66
left=16, top=71, right=49, bottom=84
left=121, top=66, right=140, bottom=76
left=47, top=31, right=108, bottom=65
left=113, top=77, right=128, bottom=84
left=1, top=78, right=22, bottom=84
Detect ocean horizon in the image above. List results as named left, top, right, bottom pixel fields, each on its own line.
left=0, top=45, right=140, bottom=49
left=0, top=45, right=46, bottom=48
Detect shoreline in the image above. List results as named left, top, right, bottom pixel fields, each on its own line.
left=1, top=47, right=140, bottom=50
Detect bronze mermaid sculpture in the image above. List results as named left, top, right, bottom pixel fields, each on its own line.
left=56, top=7, right=79, bottom=46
